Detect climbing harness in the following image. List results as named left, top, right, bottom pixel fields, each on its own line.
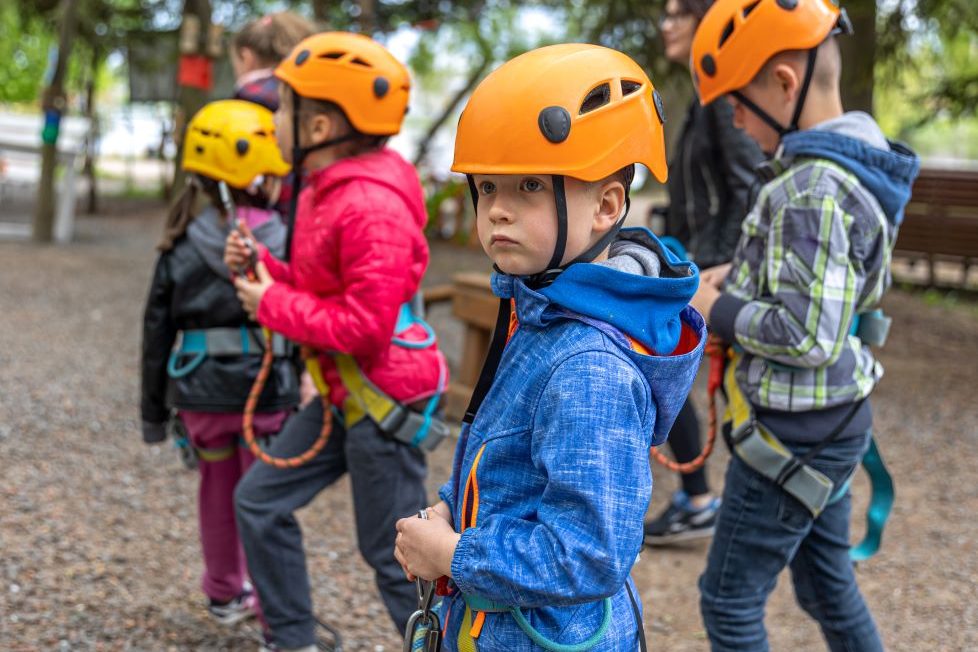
left=719, top=309, right=894, bottom=560
left=403, top=509, right=443, bottom=652
left=167, top=326, right=290, bottom=378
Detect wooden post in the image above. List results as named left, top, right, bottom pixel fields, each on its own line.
left=33, top=0, right=80, bottom=243
left=445, top=272, right=497, bottom=420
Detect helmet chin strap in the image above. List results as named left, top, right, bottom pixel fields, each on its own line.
left=464, top=173, right=630, bottom=289
left=283, top=93, right=360, bottom=262
left=726, top=9, right=853, bottom=143
left=731, top=46, right=818, bottom=140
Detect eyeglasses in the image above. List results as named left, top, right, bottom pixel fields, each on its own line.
left=658, top=11, right=693, bottom=28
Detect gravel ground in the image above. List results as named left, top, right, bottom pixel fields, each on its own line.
left=1, top=202, right=976, bottom=651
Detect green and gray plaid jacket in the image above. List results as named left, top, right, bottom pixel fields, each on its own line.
left=710, top=114, right=920, bottom=415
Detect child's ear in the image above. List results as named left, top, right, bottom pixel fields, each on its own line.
left=593, top=180, right=625, bottom=234
left=307, top=113, right=335, bottom=146
left=773, top=63, right=799, bottom=103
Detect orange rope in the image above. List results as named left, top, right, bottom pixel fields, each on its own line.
left=649, top=335, right=727, bottom=474
left=242, top=334, right=333, bottom=469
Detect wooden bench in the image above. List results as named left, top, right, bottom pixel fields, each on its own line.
left=896, top=167, right=978, bottom=287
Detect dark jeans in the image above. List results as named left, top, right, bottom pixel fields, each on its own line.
left=668, top=398, right=710, bottom=497
left=235, top=400, right=427, bottom=648
left=699, top=429, right=883, bottom=652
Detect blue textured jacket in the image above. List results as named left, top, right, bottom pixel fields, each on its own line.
left=437, top=229, right=706, bottom=651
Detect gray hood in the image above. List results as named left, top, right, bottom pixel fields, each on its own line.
left=186, top=206, right=287, bottom=278
left=812, top=111, right=889, bottom=151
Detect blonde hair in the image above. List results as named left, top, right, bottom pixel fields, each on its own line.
left=233, top=12, right=316, bottom=67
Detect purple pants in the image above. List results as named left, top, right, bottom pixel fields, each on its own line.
left=179, top=410, right=289, bottom=602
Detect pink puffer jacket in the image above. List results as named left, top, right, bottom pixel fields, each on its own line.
left=256, top=147, right=447, bottom=407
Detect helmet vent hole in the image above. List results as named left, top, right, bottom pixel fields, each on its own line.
left=579, top=83, right=611, bottom=115
left=719, top=19, right=735, bottom=48
left=743, top=1, right=760, bottom=18
left=351, top=57, right=372, bottom=67
left=320, top=51, right=345, bottom=60
left=621, top=80, right=642, bottom=97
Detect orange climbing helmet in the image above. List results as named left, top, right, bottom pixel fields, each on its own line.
left=182, top=100, right=290, bottom=189
left=275, top=31, right=411, bottom=136
left=691, top=0, right=848, bottom=105
left=453, top=44, right=669, bottom=282
left=452, top=43, right=668, bottom=183
left=691, top=0, right=852, bottom=136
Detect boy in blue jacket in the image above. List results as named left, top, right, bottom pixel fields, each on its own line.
left=688, top=1, right=920, bottom=650
left=394, top=44, right=705, bottom=651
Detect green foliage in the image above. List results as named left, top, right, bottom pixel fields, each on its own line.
left=0, top=5, right=55, bottom=103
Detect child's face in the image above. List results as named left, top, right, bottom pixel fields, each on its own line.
left=727, top=65, right=797, bottom=154
left=273, top=86, right=294, bottom=163
left=472, top=174, right=620, bottom=276
left=273, top=84, right=337, bottom=168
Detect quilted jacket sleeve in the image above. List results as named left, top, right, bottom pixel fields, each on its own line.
left=258, top=244, right=294, bottom=284
left=256, top=207, right=419, bottom=356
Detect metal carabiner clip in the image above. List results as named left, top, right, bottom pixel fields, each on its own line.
left=403, top=509, right=442, bottom=652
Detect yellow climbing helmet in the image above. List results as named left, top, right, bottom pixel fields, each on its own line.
left=182, top=100, right=290, bottom=189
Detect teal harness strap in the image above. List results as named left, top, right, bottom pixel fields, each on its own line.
left=392, top=302, right=437, bottom=350
left=167, top=331, right=207, bottom=378
left=849, top=436, right=895, bottom=562
left=462, top=595, right=613, bottom=652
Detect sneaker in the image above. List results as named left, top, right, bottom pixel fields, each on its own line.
left=208, top=588, right=257, bottom=626
left=644, top=490, right=721, bottom=545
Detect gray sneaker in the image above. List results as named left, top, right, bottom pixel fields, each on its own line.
left=644, top=490, right=721, bottom=545
left=207, top=587, right=257, bottom=626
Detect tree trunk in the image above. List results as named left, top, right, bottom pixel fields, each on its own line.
left=358, top=0, right=376, bottom=32
left=83, top=45, right=100, bottom=215
left=839, top=0, right=875, bottom=112
left=172, top=0, right=212, bottom=196
left=33, top=0, right=80, bottom=243
left=412, top=57, right=490, bottom=170
left=311, top=0, right=329, bottom=25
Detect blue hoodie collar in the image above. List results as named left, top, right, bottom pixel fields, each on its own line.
left=491, top=228, right=699, bottom=355
left=779, top=126, right=920, bottom=225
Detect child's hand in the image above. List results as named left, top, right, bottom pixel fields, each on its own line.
left=234, top=262, right=274, bottom=320
left=394, top=510, right=460, bottom=582
left=690, top=282, right=721, bottom=325
left=428, top=500, right=453, bottom=527
left=700, top=263, right=732, bottom=289
left=224, top=230, right=253, bottom=270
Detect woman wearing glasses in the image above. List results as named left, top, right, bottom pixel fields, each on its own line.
left=644, top=0, right=764, bottom=547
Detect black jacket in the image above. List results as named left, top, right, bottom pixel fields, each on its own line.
left=663, top=98, right=764, bottom=269
left=140, top=207, right=299, bottom=442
